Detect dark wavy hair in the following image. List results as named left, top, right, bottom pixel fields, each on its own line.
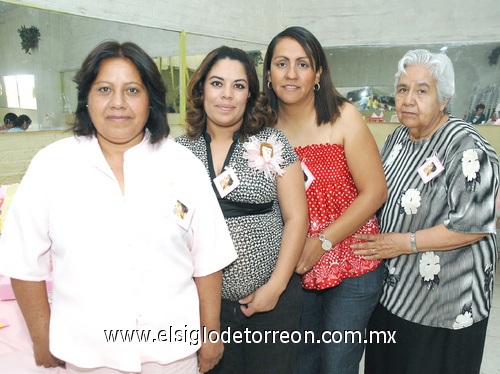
left=185, top=46, right=276, bottom=140
left=263, top=26, right=348, bottom=125
left=475, top=103, right=485, bottom=111
left=73, top=41, right=169, bottom=144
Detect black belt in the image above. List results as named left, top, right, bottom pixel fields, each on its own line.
left=218, top=199, right=273, bottom=219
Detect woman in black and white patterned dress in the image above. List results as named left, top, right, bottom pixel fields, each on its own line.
left=352, top=49, right=498, bottom=374
left=176, top=46, right=309, bottom=374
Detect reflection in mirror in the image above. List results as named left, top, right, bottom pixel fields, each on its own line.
left=156, top=33, right=265, bottom=132
left=0, top=2, right=181, bottom=131
left=326, top=44, right=500, bottom=123
left=1, top=1, right=498, bottom=132
left=0, top=1, right=268, bottom=132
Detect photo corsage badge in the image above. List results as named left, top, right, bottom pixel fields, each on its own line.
left=214, top=167, right=240, bottom=198
left=417, top=154, right=444, bottom=183
left=172, top=198, right=194, bottom=230
left=243, top=134, right=285, bottom=179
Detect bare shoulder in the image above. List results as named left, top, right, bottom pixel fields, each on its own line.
left=333, top=102, right=368, bottom=136
left=338, top=102, right=365, bottom=124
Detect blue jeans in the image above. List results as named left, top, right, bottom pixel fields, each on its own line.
left=295, top=264, right=383, bottom=374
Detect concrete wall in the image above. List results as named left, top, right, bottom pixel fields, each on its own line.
left=2, top=0, right=278, bottom=45
left=279, top=0, right=499, bottom=47
left=4, top=0, right=499, bottom=46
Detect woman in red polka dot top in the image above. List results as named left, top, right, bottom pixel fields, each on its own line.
left=264, top=27, right=388, bottom=374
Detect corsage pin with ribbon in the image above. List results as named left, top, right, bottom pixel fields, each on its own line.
left=243, top=134, right=285, bottom=179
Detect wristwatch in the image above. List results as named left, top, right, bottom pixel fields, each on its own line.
left=319, top=234, right=332, bottom=251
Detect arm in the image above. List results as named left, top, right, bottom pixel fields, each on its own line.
left=296, top=105, right=387, bottom=272
left=353, top=136, right=497, bottom=259
left=11, top=278, right=64, bottom=368
left=239, top=161, right=309, bottom=316
left=352, top=223, right=487, bottom=259
left=194, top=271, right=224, bottom=373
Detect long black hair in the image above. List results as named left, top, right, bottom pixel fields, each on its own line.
left=263, top=26, right=348, bottom=125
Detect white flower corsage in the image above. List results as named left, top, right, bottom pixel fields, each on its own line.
left=243, top=134, right=285, bottom=179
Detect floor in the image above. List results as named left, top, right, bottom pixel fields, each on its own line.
left=359, top=260, right=500, bottom=374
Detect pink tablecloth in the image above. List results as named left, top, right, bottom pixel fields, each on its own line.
left=0, top=294, right=65, bottom=373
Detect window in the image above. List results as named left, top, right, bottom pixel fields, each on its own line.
left=3, top=75, right=37, bottom=110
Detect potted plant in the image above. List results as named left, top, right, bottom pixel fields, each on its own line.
left=18, top=25, right=41, bottom=54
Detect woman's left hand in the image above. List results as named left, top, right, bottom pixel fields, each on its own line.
left=351, top=232, right=410, bottom=259
left=295, top=236, right=325, bottom=274
left=239, top=283, right=281, bottom=317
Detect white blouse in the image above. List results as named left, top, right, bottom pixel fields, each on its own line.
left=0, top=134, right=236, bottom=371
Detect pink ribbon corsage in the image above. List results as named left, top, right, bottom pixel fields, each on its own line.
left=243, top=134, right=285, bottom=179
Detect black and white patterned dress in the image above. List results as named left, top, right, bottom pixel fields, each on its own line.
left=378, top=116, right=498, bottom=329
left=176, top=127, right=298, bottom=301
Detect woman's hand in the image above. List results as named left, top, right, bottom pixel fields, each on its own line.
left=352, top=225, right=487, bottom=258
left=10, top=279, right=64, bottom=368
left=295, top=236, right=325, bottom=274
left=239, top=282, right=281, bottom=317
left=32, top=341, right=65, bottom=368
left=197, top=339, right=223, bottom=373
left=351, top=232, right=411, bottom=259
left=194, top=271, right=224, bottom=372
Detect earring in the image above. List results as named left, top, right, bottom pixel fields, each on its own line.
left=267, top=81, right=272, bottom=90
left=314, top=83, right=320, bottom=91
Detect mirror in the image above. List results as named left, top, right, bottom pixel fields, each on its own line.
left=0, top=2, right=266, bottom=132
left=327, top=43, right=500, bottom=123
left=1, top=1, right=499, bottom=132
left=0, top=3, right=177, bottom=130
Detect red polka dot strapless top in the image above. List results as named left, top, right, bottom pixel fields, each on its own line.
left=295, top=143, right=381, bottom=290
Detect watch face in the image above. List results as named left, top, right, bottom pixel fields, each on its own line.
left=322, top=240, right=332, bottom=251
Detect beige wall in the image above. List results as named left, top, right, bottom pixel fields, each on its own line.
left=0, top=130, right=71, bottom=184
left=2, top=124, right=498, bottom=185
left=0, top=123, right=185, bottom=185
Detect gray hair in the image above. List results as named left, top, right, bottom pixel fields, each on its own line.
left=394, top=49, right=455, bottom=106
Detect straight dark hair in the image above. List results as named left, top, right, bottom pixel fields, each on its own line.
left=73, top=41, right=169, bottom=144
left=263, top=26, right=348, bottom=125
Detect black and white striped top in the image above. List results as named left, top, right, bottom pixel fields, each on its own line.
left=378, top=116, right=499, bottom=329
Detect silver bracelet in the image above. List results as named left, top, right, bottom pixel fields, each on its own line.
left=410, top=231, right=418, bottom=254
